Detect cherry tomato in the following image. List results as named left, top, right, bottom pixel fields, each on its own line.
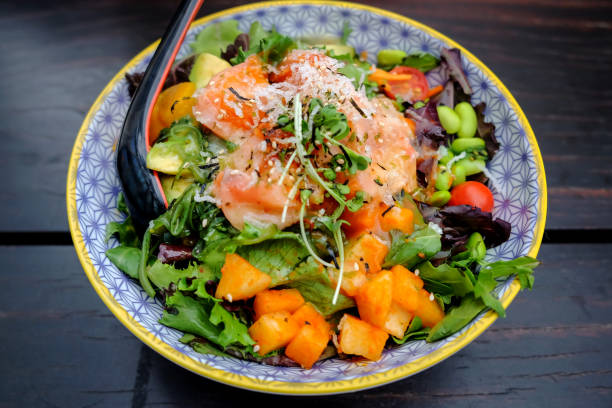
left=386, top=66, right=429, bottom=102
left=448, top=181, right=494, bottom=212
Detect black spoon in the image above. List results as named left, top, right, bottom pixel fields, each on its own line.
left=117, top=0, right=204, bottom=230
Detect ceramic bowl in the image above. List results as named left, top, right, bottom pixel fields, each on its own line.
left=67, top=0, right=547, bottom=395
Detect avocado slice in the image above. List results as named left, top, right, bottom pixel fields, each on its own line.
left=189, top=53, right=231, bottom=89
left=318, top=43, right=356, bottom=57
left=160, top=175, right=195, bottom=203
left=146, top=118, right=204, bottom=176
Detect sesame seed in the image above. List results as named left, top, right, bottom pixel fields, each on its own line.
left=354, top=262, right=359, bottom=271
left=267, top=177, right=272, bottom=183
left=267, top=159, right=274, bottom=167
left=253, top=345, right=260, bottom=352
left=214, top=98, right=220, bottom=103
left=335, top=166, right=342, bottom=172
left=378, top=138, right=384, bottom=143
left=429, top=293, right=434, bottom=301
left=337, top=158, right=345, bottom=165
left=218, top=149, right=226, bottom=155
left=209, top=80, right=215, bottom=86
left=319, top=209, right=325, bottom=215
left=272, top=141, right=278, bottom=149
left=216, top=114, right=224, bottom=120
left=414, top=269, right=420, bottom=276
left=201, top=219, right=208, bottom=228
left=227, top=294, right=233, bottom=302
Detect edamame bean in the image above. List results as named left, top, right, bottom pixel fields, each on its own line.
left=437, top=105, right=461, bottom=134
left=455, top=102, right=478, bottom=138
left=451, top=163, right=466, bottom=186
left=438, top=149, right=454, bottom=165
left=451, top=137, right=485, bottom=153
left=429, top=190, right=451, bottom=207
left=377, top=49, right=407, bottom=67
left=435, top=170, right=453, bottom=191
left=456, top=158, right=486, bottom=176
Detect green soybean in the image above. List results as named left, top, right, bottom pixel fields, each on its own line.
left=437, top=105, right=461, bottom=134
left=429, top=190, right=451, bottom=207
left=451, top=163, right=466, bottom=186
left=451, top=137, right=485, bottom=153
left=438, top=149, right=454, bottom=165
left=377, top=49, right=407, bottom=67
left=455, top=102, right=478, bottom=138
left=435, top=170, right=453, bottom=191
left=456, top=157, right=486, bottom=176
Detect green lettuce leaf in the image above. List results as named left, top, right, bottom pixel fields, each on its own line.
left=106, top=246, right=141, bottom=279
left=231, top=23, right=296, bottom=64
left=191, top=20, right=241, bottom=57
left=417, top=261, right=474, bottom=297
left=288, top=279, right=355, bottom=316
left=147, top=261, right=213, bottom=290
left=383, top=226, right=442, bottom=269
left=160, top=291, right=253, bottom=349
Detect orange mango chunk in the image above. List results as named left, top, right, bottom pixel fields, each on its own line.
left=355, top=270, right=393, bottom=328
left=215, top=253, right=271, bottom=301
left=338, top=314, right=388, bottom=361
left=380, top=207, right=414, bottom=235
left=248, top=311, right=299, bottom=356
left=382, top=302, right=414, bottom=338
left=253, top=289, right=305, bottom=320
left=416, top=288, right=445, bottom=328
left=285, top=324, right=330, bottom=369
left=289, top=303, right=329, bottom=334
left=390, top=265, right=423, bottom=312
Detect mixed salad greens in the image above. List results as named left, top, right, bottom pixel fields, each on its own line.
left=110, top=20, right=539, bottom=368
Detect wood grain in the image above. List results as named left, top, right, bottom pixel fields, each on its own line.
left=0, top=0, right=610, bottom=231
left=0, top=244, right=609, bottom=407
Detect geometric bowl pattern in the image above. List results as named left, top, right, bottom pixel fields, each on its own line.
left=67, top=1, right=547, bottom=395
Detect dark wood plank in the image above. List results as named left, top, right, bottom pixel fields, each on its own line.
left=1, top=244, right=610, bottom=407
left=0, top=0, right=610, bottom=231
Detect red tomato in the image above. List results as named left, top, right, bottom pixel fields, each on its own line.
left=384, top=66, right=429, bottom=103
left=448, top=181, right=495, bottom=212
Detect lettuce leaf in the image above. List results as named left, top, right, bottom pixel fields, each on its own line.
left=288, top=279, right=355, bottom=316
left=160, top=291, right=254, bottom=349
left=191, top=20, right=241, bottom=57
left=383, top=226, right=442, bottom=269
left=106, top=246, right=141, bottom=279
left=147, top=261, right=213, bottom=290
left=417, top=261, right=474, bottom=297
left=231, top=23, right=296, bottom=65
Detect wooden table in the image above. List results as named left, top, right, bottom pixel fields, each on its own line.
left=1, top=1, right=611, bottom=406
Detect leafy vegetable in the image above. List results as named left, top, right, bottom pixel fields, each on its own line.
left=105, top=194, right=139, bottom=247
left=340, top=21, right=352, bottom=45
left=383, top=226, right=442, bottom=269
left=379, top=52, right=439, bottom=73
left=335, top=57, right=378, bottom=98
left=147, top=261, right=212, bottom=290
left=421, top=204, right=511, bottom=252
left=417, top=261, right=474, bottom=297
left=288, top=279, right=355, bottom=316
left=392, top=316, right=430, bottom=344
left=191, top=20, right=242, bottom=57
left=426, top=294, right=484, bottom=342
left=231, top=22, right=296, bottom=64
left=160, top=291, right=254, bottom=349
left=105, top=246, right=141, bottom=279
left=440, top=48, right=472, bottom=96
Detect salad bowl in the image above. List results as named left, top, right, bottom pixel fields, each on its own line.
left=67, top=0, right=546, bottom=395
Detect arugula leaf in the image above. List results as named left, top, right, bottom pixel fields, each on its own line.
left=105, top=209, right=139, bottom=248
left=473, top=269, right=505, bottom=317
left=147, top=261, right=212, bottom=290
left=417, top=261, right=474, bottom=297
left=483, top=256, right=540, bottom=290
left=160, top=291, right=254, bottom=349
left=106, top=246, right=141, bottom=279
left=191, top=20, right=241, bottom=57
left=383, top=226, right=442, bottom=269
left=179, top=334, right=227, bottom=357
left=427, top=294, right=486, bottom=342
left=231, top=23, right=296, bottom=64
left=288, top=279, right=355, bottom=316
left=340, top=21, right=352, bottom=45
